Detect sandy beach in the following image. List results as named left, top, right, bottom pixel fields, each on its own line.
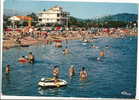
left=2, top=29, right=137, bottom=49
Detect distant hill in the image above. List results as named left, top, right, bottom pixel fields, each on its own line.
left=97, top=13, right=137, bottom=22
left=69, top=13, right=138, bottom=27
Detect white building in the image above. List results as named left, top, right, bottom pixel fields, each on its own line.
left=38, top=6, right=70, bottom=25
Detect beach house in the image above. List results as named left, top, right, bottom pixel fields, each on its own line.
left=9, top=16, right=32, bottom=27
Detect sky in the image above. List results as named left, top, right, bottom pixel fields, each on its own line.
left=4, top=0, right=138, bottom=19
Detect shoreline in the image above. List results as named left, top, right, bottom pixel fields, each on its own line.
left=2, top=32, right=137, bottom=50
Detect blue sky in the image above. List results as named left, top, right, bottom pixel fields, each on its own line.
left=4, top=0, right=138, bottom=19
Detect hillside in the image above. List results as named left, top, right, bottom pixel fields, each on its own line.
left=97, top=13, right=137, bottom=22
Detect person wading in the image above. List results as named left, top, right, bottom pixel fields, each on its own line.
left=52, top=66, right=60, bottom=82
left=68, top=65, right=76, bottom=77
left=80, top=67, right=88, bottom=80
left=5, top=64, right=10, bottom=74
left=27, top=52, right=35, bottom=64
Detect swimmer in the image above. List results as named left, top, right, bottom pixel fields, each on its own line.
left=19, top=56, right=27, bottom=61
left=27, top=52, right=35, bottom=64
left=99, top=51, right=105, bottom=57
left=105, top=45, right=111, bottom=48
left=63, top=47, right=70, bottom=54
left=52, top=66, right=60, bottom=82
left=5, top=64, right=10, bottom=74
left=80, top=67, right=88, bottom=80
left=97, top=51, right=105, bottom=61
left=91, top=45, right=99, bottom=49
left=68, top=65, right=76, bottom=77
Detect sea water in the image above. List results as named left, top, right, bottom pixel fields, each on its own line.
left=2, top=37, right=137, bottom=98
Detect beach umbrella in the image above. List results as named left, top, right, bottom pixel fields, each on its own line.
left=51, top=27, right=55, bottom=31
left=55, top=26, right=62, bottom=31
left=5, top=28, right=13, bottom=31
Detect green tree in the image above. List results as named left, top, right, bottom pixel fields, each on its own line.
left=3, top=15, right=12, bottom=29
left=27, top=13, right=38, bottom=26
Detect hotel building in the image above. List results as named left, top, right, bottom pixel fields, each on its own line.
left=38, top=6, right=70, bottom=25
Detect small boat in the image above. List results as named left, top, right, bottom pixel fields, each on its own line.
left=38, top=78, right=68, bottom=88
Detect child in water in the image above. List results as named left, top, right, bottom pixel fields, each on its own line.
left=5, top=64, right=10, bottom=74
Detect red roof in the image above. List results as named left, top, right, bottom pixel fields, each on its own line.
left=16, top=16, right=32, bottom=21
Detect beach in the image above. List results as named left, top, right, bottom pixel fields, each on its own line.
left=2, top=28, right=137, bottom=49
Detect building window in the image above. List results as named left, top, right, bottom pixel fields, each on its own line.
left=57, top=19, right=60, bottom=21
left=61, top=13, right=63, bottom=17
left=39, top=19, right=42, bottom=21
left=57, top=14, right=60, bottom=17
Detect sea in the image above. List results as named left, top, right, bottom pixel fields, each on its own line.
left=2, top=36, right=137, bottom=98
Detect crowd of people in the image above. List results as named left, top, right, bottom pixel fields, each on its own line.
left=3, top=26, right=137, bottom=44
left=52, top=65, right=88, bottom=81
left=5, top=60, right=88, bottom=81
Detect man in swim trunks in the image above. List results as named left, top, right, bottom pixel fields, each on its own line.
left=52, top=66, right=60, bottom=82
left=80, top=67, right=88, bottom=80
left=27, top=52, right=35, bottom=64
left=68, top=65, right=76, bottom=77
left=5, top=64, right=10, bottom=74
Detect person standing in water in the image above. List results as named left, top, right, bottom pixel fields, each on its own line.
left=5, top=64, right=10, bottom=74
left=80, top=67, right=88, bottom=80
left=27, top=52, right=35, bottom=64
left=68, top=65, right=76, bottom=77
left=52, top=66, right=60, bottom=81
